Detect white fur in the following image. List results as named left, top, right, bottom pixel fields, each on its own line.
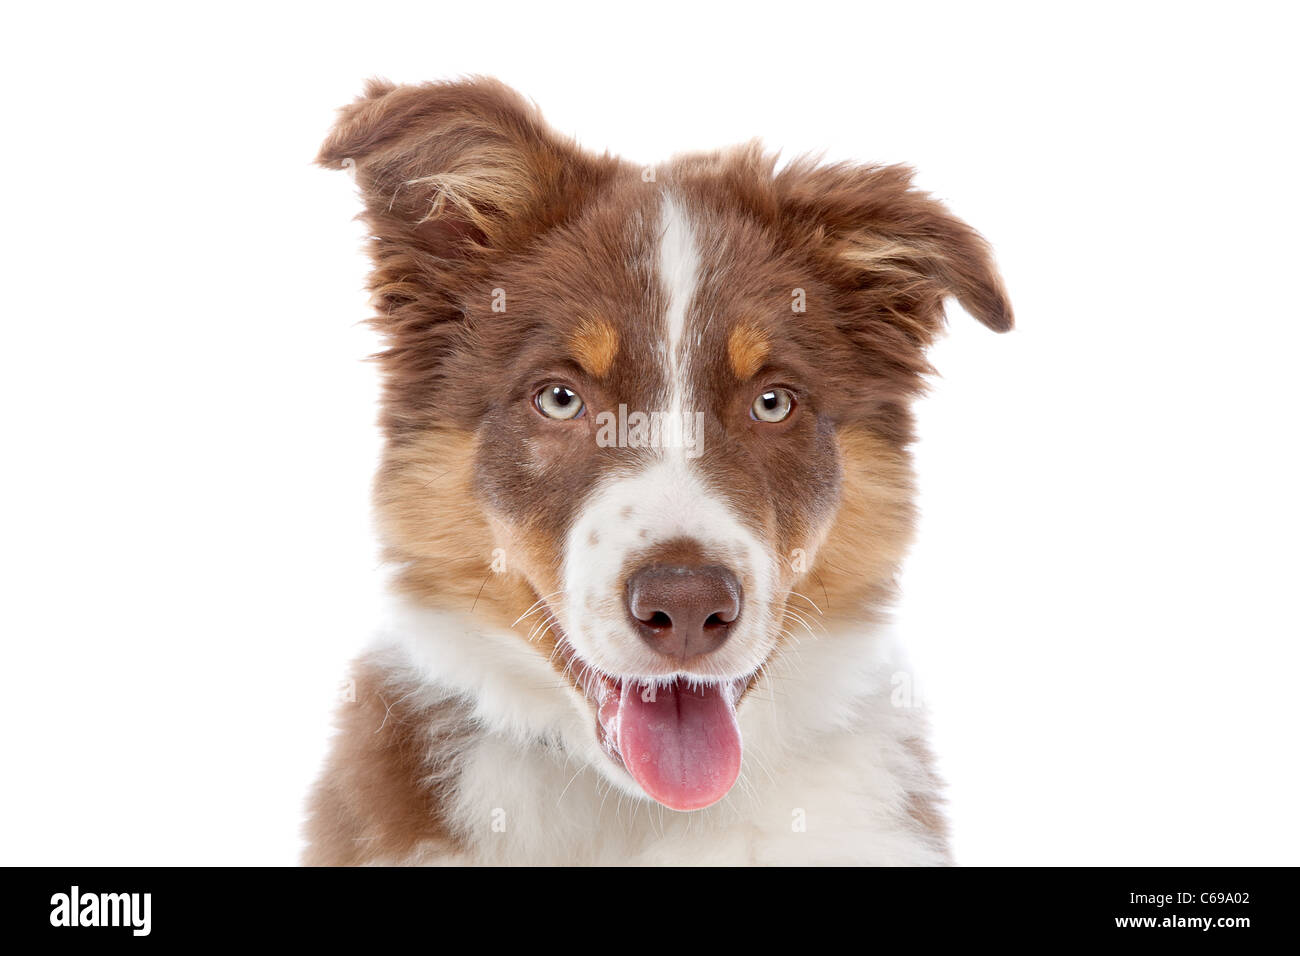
left=348, top=190, right=945, bottom=866
left=376, top=598, right=945, bottom=866
left=656, top=193, right=699, bottom=419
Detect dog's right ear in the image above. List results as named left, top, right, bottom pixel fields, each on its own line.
left=318, top=77, right=614, bottom=260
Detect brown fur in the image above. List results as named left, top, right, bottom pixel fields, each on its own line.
left=727, top=324, right=771, bottom=379
left=307, top=76, right=1012, bottom=864
left=804, top=426, right=916, bottom=622
left=570, top=317, right=619, bottom=378
left=901, top=735, right=952, bottom=863
left=303, top=651, right=476, bottom=865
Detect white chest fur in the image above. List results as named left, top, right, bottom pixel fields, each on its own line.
left=376, top=601, right=948, bottom=866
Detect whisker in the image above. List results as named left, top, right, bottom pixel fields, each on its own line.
left=788, top=590, right=824, bottom=615
left=512, top=590, right=564, bottom=628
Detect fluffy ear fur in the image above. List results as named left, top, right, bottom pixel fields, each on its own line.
left=318, top=76, right=616, bottom=258
left=774, top=159, right=1013, bottom=338
left=317, top=77, right=618, bottom=435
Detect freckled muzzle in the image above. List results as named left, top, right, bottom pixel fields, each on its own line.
left=557, top=458, right=782, bottom=811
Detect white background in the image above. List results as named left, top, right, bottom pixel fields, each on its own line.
left=2, top=1, right=1296, bottom=866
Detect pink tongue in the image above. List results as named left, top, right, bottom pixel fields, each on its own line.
left=616, top=681, right=742, bottom=811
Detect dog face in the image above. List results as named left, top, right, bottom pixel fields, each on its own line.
left=321, top=78, right=1011, bottom=811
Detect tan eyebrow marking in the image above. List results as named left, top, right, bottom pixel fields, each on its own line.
left=569, top=317, right=618, bottom=378
left=727, top=324, right=770, bottom=379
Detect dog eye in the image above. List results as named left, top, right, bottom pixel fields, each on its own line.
left=751, top=388, right=795, bottom=423
left=534, top=385, right=585, bottom=420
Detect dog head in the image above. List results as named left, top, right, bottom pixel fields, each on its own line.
left=321, top=77, right=1011, bottom=811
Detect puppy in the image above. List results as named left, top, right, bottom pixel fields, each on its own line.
left=304, top=77, right=1011, bottom=865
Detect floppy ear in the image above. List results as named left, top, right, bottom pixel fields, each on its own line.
left=318, top=76, right=616, bottom=260
left=318, top=78, right=617, bottom=436
left=774, top=160, right=1013, bottom=338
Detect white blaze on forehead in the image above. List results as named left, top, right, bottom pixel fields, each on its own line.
left=554, top=192, right=779, bottom=681
left=657, top=194, right=701, bottom=424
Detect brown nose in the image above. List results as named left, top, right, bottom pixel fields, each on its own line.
left=625, top=564, right=742, bottom=660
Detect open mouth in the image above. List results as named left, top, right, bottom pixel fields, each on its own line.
left=573, top=659, right=747, bottom=812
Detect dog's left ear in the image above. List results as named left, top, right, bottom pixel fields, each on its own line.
left=775, top=160, right=1013, bottom=337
